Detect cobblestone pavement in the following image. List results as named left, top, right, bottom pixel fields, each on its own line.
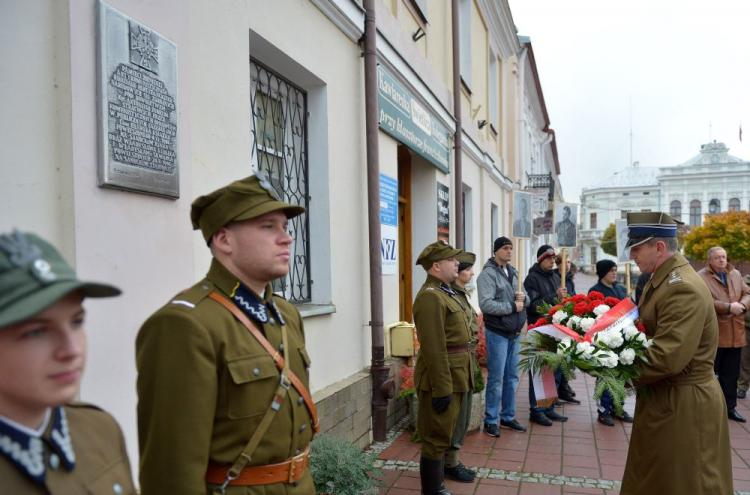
left=373, top=273, right=750, bottom=494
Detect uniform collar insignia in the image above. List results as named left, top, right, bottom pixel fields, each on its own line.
left=439, top=283, right=457, bottom=296
left=231, top=282, right=284, bottom=325
left=0, top=407, right=75, bottom=486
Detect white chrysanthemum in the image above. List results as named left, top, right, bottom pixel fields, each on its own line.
left=605, top=329, right=624, bottom=348
left=597, top=350, right=619, bottom=368
left=568, top=315, right=582, bottom=329
left=580, top=317, right=596, bottom=331
left=593, top=304, right=611, bottom=316
left=576, top=341, right=594, bottom=358
left=645, top=338, right=653, bottom=348
left=552, top=310, right=568, bottom=325
left=619, top=348, right=636, bottom=365
left=636, top=332, right=648, bottom=344
left=622, top=324, right=639, bottom=339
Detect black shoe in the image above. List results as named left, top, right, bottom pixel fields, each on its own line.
left=420, top=457, right=452, bottom=495
left=739, top=389, right=747, bottom=400
left=729, top=409, right=747, bottom=423
left=598, top=412, right=615, bottom=426
left=545, top=409, right=568, bottom=422
left=444, top=463, right=475, bottom=483
left=616, top=410, right=634, bottom=423
left=483, top=422, right=500, bottom=437
left=529, top=410, right=553, bottom=426
left=557, top=391, right=581, bottom=405
left=500, top=419, right=527, bottom=432
left=559, top=381, right=577, bottom=398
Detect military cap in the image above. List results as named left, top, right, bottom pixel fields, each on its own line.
left=626, top=211, right=679, bottom=248
left=456, top=250, right=476, bottom=272
left=0, top=231, right=120, bottom=328
left=416, top=241, right=462, bottom=270
left=190, top=171, right=305, bottom=242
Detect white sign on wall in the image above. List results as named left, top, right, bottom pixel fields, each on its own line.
left=380, top=174, right=398, bottom=275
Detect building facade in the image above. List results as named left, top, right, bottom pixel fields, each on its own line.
left=1, top=0, right=563, bottom=468
left=579, top=141, right=750, bottom=269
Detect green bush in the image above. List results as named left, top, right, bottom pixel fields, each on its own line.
left=309, top=435, right=381, bottom=495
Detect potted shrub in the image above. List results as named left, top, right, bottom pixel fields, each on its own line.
left=309, top=434, right=381, bottom=495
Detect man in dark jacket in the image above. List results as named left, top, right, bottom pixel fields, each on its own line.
left=477, top=237, right=529, bottom=437
left=589, top=259, right=628, bottom=300
left=525, top=245, right=570, bottom=426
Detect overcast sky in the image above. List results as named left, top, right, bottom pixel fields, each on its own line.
left=508, top=0, right=750, bottom=203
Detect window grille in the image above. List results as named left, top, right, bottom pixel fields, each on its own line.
left=250, top=59, right=311, bottom=303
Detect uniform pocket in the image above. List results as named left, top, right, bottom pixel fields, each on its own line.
left=226, top=354, right=278, bottom=419
left=86, top=458, right=136, bottom=494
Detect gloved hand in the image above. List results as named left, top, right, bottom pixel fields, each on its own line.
left=431, top=395, right=452, bottom=414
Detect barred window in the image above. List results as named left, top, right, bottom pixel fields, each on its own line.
left=729, top=198, right=741, bottom=212
left=708, top=198, right=720, bottom=215
left=250, top=59, right=310, bottom=303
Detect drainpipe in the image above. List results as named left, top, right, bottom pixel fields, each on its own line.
left=363, top=0, right=391, bottom=442
left=452, top=0, right=463, bottom=248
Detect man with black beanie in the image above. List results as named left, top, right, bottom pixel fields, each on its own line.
left=477, top=236, right=529, bottom=437
left=525, top=245, right=571, bottom=426
left=590, top=259, right=627, bottom=300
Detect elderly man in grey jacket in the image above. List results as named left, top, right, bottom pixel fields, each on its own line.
left=478, top=236, right=530, bottom=437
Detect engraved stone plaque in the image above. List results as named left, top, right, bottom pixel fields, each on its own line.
left=98, top=2, right=179, bottom=198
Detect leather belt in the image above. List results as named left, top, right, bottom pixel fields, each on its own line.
left=205, top=448, right=309, bottom=486
left=446, top=344, right=469, bottom=354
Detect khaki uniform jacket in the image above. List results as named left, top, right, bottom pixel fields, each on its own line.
left=136, top=259, right=314, bottom=494
left=0, top=404, right=135, bottom=495
left=621, top=254, right=732, bottom=495
left=452, top=283, right=479, bottom=391
left=413, top=275, right=472, bottom=396
left=698, top=264, right=750, bottom=348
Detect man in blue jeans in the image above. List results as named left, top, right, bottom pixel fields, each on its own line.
left=477, top=236, right=529, bottom=437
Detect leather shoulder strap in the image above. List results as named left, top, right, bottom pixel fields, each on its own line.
left=208, top=291, right=319, bottom=432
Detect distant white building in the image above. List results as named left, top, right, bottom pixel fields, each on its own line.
left=579, top=141, right=750, bottom=270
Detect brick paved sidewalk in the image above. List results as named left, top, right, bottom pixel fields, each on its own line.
left=374, top=372, right=750, bottom=495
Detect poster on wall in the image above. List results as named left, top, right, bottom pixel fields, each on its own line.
left=380, top=174, right=398, bottom=275
left=512, top=191, right=532, bottom=239
left=615, top=218, right=629, bottom=263
left=554, top=203, right=578, bottom=248
left=437, top=183, right=450, bottom=243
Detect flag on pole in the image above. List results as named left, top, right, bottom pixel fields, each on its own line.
left=740, top=123, right=743, bottom=143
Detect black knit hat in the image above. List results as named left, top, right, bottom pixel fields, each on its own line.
left=596, top=259, right=617, bottom=280
left=536, top=244, right=555, bottom=262
left=493, top=236, right=512, bottom=253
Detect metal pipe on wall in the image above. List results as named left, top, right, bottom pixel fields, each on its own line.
left=363, top=0, right=390, bottom=442
left=452, top=0, right=463, bottom=249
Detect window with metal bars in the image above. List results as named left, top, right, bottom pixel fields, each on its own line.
left=250, top=58, right=311, bottom=303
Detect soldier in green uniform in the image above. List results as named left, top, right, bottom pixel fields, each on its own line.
left=621, top=212, right=732, bottom=495
left=136, top=173, right=317, bottom=494
left=0, top=230, right=135, bottom=494
left=413, top=242, right=472, bottom=495
left=443, top=250, right=478, bottom=483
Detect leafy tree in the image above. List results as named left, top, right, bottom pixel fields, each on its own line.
left=600, top=223, right=617, bottom=257
left=683, top=211, right=750, bottom=263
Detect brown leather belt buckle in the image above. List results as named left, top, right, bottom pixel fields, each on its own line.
left=206, top=448, right=310, bottom=487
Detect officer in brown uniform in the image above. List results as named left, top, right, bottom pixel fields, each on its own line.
left=0, top=230, right=135, bottom=494
left=444, top=250, right=478, bottom=483
left=136, top=173, right=317, bottom=494
left=621, top=212, right=732, bottom=495
left=413, top=242, right=472, bottom=495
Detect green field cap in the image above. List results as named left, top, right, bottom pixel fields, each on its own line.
left=416, top=241, right=462, bottom=270
left=190, top=171, right=306, bottom=242
left=456, top=250, right=476, bottom=266
left=0, top=231, right=121, bottom=328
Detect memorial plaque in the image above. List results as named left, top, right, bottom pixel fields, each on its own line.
left=98, top=2, right=179, bottom=198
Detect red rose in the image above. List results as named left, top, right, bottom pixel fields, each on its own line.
left=587, top=301, right=601, bottom=313
left=572, top=294, right=587, bottom=303
left=636, top=321, right=646, bottom=333
left=589, top=290, right=604, bottom=300
left=573, top=302, right=589, bottom=316
left=547, top=304, right=563, bottom=316
left=604, top=296, right=621, bottom=307
left=536, top=316, right=548, bottom=325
